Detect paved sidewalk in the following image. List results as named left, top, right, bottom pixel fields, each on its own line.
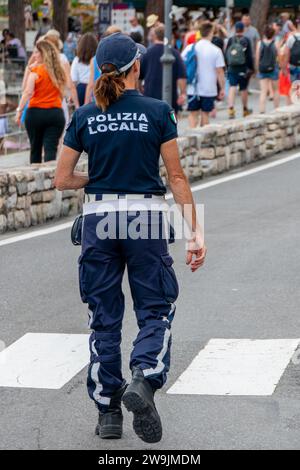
left=0, top=151, right=29, bottom=170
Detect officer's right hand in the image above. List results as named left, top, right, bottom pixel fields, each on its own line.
left=186, top=233, right=207, bottom=273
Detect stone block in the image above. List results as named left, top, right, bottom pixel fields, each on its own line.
left=30, top=205, right=38, bottom=226
left=6, top=193, right=17, bottom=210
left=216, top=146, right=225, bottom=157
left=61, top=199, right=70, bottom=217
left=31, top=192, right=43, bottom=203
left=230, top=141, right=246, bottom=152
left=16, top=181, right=28, bottom=196
left=42, top=190, right=55, bottom=203
left=14, top=210, right=26, bottom=229
left=0, top=213, right=7, bottom=233
left=217, top=157, right=226, bottom=173
left=191, top=166, right=203, bottom=178
left=35, top=173, right=45, bottom=191
left=44, top=178, right=52, bottom=190
left=27, top=180, right=37, bottom=193
left=0, top=172, right=8, bottom=186
left=200, top=147, right=215, bottom=160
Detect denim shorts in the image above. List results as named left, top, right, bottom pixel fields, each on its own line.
left=290, top=66, right=300, bottom=83
left=258, top=67, right=279, bottom=81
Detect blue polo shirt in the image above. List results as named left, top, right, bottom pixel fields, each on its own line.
left=63, top=90, right=178, bottom=195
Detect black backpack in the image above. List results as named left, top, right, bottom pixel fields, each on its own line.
left=227, top=37, right=246, bottom=67
left=290, top=36, right=300, bottom=66
left=259, top=41, right=277, bottom=74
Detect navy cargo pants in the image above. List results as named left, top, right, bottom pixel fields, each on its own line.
left=79, top=211, right=179, bottom=412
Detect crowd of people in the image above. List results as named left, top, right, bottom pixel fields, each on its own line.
left=165, top=10, right=300, bottom=127
left=6, top=9, right=300, bottom=164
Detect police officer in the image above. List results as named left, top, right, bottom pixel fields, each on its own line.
left=55, top=33, right=207, bottom=444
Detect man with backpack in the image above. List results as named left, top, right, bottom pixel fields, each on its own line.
left=256, top=25, right=280, bottom=114
left=182, top=21, right=225, bottom=128
left=226, top=22, right=254, bottom=119
left=283, top=19, right=300, bottom=84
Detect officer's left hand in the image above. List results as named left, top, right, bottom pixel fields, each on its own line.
left=186, top=235, right=207, bottom=273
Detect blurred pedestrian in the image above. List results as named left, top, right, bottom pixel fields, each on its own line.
left=71, top=33, right=98, bottom=107
left=129, top=17, right=144, bottom=42
left=146, top=14, right=160, bottom=47
left=140, top=24, right=187, bottom=114
left=63, top=33, right=77, bottom=64
left=212, top=23, right=227, bottom=52
left=1, top=28, right=10, bottom=48
left=273, top=19, right=284, bottom=45
left=173, top=26, right=185, bottom=52
left=281, top=13, right=296, bottom=37
left=25, top=4, right=33, bottom=31
left=16, top=40, right=66, bottom=164
left=182, top=21, right=225, bottom=128
left=44, top=29, right=79, bottom=117
left=35, top=17, right=51, bottom=43
left=32, top=10, right=39, bottom=30
left=226, top=22, right=254, bottom=119
left=278, top=34, right=292, bottom=105
left=84, top=26, right=122, bottom=105
left=184, top=18, right=203, bottom=48
left=283, top=19, right=300, bottom=85
left=6, top=32, right=26, bottom=62
left=256, top=25, right=280, bottom=113
left=242, top=14, right=260, bottom=62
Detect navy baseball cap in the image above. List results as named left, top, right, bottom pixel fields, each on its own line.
left=96, top=33, right=146, bottom=73
left=235, top=21, right=245, bottom=31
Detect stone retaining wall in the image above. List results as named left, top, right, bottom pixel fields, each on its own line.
left=0, top=162, right=87, bottom=233
left=160, top=105, right=300, bottom=184
left=1, top=105, right=300, bottom=233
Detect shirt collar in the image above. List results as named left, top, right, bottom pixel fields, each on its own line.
left=122, top=89, right=141, bottom=96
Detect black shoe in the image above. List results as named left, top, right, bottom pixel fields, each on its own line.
left=95, top=381, right=127, bottom=439
left=122, top=367, right=162, bottom=444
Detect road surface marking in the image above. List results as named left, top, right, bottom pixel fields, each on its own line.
left=1, top=151, right=300, bottom=248
left=0, top=335, right=299, bottom=393
left=167, top=338, right=300, bottom=396
left=0, top=333, right=89, bottom=389
left=0, top=222, right=73, bottom=248
left=182, top=151, right=300, bottom=196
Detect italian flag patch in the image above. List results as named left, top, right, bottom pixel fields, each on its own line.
left=169, top=110, right=178, bottom=125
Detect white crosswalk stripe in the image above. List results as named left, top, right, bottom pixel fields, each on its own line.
left=168, top=339, right=300, bottom=396
left=0, top=333, right=89, bottom=389
left=0, top=335, right=299, bottom=395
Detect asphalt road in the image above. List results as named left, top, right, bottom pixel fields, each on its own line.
left=1, top=151, right=300, bottom=450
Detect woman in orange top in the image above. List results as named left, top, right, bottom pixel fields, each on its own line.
left=16, top=40, right=67, bottom=164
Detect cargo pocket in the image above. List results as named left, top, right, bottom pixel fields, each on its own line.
left=160, top=254, right=179, bottom=303
left=78, top=255, right=88, bottom=303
